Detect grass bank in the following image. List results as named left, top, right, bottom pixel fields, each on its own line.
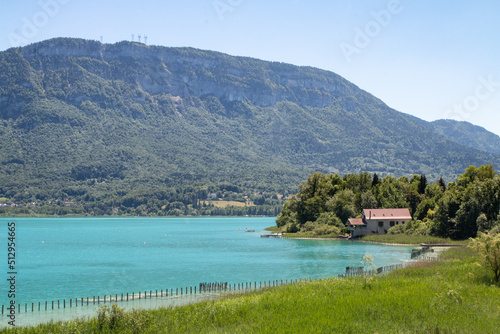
left=4, top=248, right=499, bottom=333
left=360, top=234, right=467, bottom=245
left=265, top=226, right=341, bottom=239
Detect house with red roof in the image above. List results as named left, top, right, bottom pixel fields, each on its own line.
left=347, top=208, right=412, bottom=238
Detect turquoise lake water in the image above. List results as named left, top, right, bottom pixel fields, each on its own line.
left=0, top=217, right=413, bottom=326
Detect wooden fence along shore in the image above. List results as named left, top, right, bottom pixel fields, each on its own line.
left=0, top=279, right=306, bottom=316
left=1, top=251, right=440, bottom=318
left=338, top=249, right=438, bottom=278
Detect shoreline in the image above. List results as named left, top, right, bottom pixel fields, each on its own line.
left=282, top=236, right=346, bottom=241
left=282, top=237, right=421, bottom=246
left=0, top=215, right=278, bottom=219
left=280, top=235, right=466, bottom=247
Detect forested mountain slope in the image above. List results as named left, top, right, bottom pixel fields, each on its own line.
left=429, top=119, right=500, bottom=155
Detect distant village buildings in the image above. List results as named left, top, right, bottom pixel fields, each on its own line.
left=347, top=208, right=412, bottom=238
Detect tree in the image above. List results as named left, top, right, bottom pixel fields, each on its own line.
left=469, top=232, right=500, bottom=282
left=414, top=197, right=436, bottom=221
left=360, top=191, right=378, bottom=210
left=457, top=165, right=496, bottom=187
left=453, top=198, right=481, bottom=239
left=371, top=173, right=379, bottom=187
left=437, top=177, right=446, bottom=191
left=418, top=174, right=427, bottom=194
left=434, top=190, right=460, bottom=238
left=326, top=189, right=356, bottom=224
left=476, top=213, right=493, bottom=233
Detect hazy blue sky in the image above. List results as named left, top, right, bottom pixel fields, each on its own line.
left=2, top=0, right=500, bottom=135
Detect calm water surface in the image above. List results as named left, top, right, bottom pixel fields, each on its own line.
left=0, top=217, right=412, bottom=326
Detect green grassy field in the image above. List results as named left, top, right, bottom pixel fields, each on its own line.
left=3, top=247, right=499, bottom=333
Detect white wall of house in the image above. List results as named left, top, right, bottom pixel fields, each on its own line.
left=365, top=218, right=409, bottom=235
left=348, top=209, right=412, bottom=237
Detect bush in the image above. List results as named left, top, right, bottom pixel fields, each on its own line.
left=286, top=223, right=299, bottom=233
left=468, top=232, right=500, bottom=282
left=97, top=304, right=126, bottom=330
left=315, top=212, right=343, bottom=228
left=387, top=224, right=405, bottom=235
left=303, top=221, right=316, bottom=232
left=313, top=224, right=339, bottom=236
left=490, top=224, right=500, bottom=235
left=388, top=219, right=433, bottom=236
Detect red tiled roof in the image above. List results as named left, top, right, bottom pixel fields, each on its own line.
left=362, top=208, right=412, bottom=220
left=347, top=218, right=365, bottom=226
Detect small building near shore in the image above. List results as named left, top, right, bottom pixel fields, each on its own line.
left=347, top=208, right=412, bottom=238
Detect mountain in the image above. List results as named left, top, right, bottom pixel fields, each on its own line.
left=428, top=119, right=500, bottom=155
left=0, top=38, right=499, bottom=208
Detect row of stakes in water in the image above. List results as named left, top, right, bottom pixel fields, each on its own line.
left=1, top=280, right=299, bottom=315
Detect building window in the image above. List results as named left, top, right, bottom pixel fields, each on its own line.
left=378, top=221, right=383, bottom=227
left=390, top=221, right=395, bottom=227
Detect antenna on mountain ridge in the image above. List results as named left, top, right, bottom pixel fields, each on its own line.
left=144, top=35, right=148, bottom=45
left=138, top=34, right=141, bottom=43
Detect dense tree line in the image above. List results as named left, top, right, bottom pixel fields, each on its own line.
left=0, top=182, right=285, bottom=217
left=276, top=165, right=500, bottom=239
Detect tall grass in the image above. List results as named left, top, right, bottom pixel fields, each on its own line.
left=360, top=234, right=467, bottom=245
left=3, top=247, right=499, bottom=333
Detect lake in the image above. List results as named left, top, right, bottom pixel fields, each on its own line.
left=0, top=217, right=412, bottom=326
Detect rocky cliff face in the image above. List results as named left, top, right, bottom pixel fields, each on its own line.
left=17, top=38, right=364, bottom=108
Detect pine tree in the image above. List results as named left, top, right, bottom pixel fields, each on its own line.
left=371, top=173, right=379, bottom=188
left=418, top=174, right=427, bottom=194
left=437, top=177, right=446, bottom=191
